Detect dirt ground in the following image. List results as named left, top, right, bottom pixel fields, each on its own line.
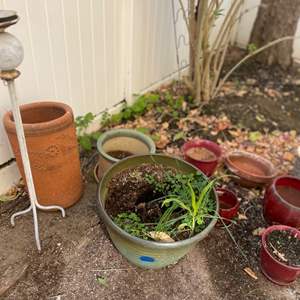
left=1, top=182, right=299, bottom=300
left=1, top=54, right=300, bottom=299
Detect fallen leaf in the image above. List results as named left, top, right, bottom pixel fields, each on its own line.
left=255, top=114, right=266, bottom=123
left=265, top=88, right=282, bottom=98
left=149, top=231, right=174, bottom=243
left=252, top=227, right=265, bottom=236
left=155, top=134, right=170, bottom=149
left=246, top=78, right=256, bottom=85
left=96, top=276, right=108, bottom=287
left=269, top=243, right=288, bottom=262
left=238, top=213, right=248, bottom=220
left=283, top=152, right=294, bottom=162
left=236, top=90, right=248, bottom=97
left=162, top=122, right=169, bottom=129
left=244, top=267, right=258, bottom=280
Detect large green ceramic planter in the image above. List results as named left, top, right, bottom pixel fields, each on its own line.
left=97, top=154, right=219, bottom=269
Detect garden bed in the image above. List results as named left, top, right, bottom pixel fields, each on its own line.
left=1, top=57, right=300, bottom=299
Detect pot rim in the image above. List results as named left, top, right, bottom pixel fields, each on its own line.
left=261, top=225, right=300, bottom=271
left=97, top=154, right=219, bottom=249
left=182, top=139, right=222, bottom=163
left=97, top=128, right=156, bottom=163
left=270, top=175, right=300, bottom=212
left=225, top=151, right=277, bottom=181
left=3, top=101, right=73, bottom=135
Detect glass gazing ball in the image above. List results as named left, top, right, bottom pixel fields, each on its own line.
left=0, top=32, right=23, bottom=70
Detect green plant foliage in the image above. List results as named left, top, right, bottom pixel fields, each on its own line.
left=114, top=212, right=149, bottom=239
left=114, top=172, right=217, bottom=241
left=173, top=131, right=186, bottom=142
left=214, top=8, right=224, bottom=17
left=165, top=92, right=184, bottom=111
left=104, top=93, right=160, bottom=126
left=247, top=43, right=257, bottom=54
left=75, top=112, right=101, bottom=151
left=146, top=172, right=216, bottom=237
left=136, top=127, right=151, bottom=135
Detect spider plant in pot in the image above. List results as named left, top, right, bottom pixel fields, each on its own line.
left=96, top=154, right=219, bottom=269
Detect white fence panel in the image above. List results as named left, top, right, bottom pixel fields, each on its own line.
left=0, top=0, right=300, bottom=193
left=131, top=0, right=187, bottom=93
left=0, top=0, right=126, bottom=167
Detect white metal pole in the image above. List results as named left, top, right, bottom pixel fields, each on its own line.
left=7, top=80, right=41, bottom=251
left=7, top=81, right=67, bottom=217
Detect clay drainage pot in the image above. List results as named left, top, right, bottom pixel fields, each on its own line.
left=182, top=139, right=222, bottom=177
left=96, top=129, right=156, bottom=180
left=3, top=101, right=83, bottom=208
left=260, top=225, right=300, bottom=285
left=263, top=176, right=300, bottom=228
left=225, top=151, right=277, bottom=187
left=217, top=188, right=239, bottom=225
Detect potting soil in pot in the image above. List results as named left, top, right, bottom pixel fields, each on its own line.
left=266, top=230, right=300, bottom=267
left=105, top=163, right=216, bottom=241
left=186, top=147, right=216, bottom=161
left=106, top=150, right=134, bottom=160
left=276, top=185, right=300, bottom=208
left=105, top=163, right=174, bottom=217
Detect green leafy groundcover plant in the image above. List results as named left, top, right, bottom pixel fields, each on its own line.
left=113, top=172, right=217, bottom=241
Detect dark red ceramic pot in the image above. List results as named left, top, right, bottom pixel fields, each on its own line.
left=182, top=139, right=222, bottom=177
left=217, top=188, right=240, bottom=224
left=260, top=225, right=300, bottom=285
left=263, top=176, right=300, bottom=228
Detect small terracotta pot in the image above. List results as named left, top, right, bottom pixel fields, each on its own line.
left=225, top=151, right=277, bottom=187
left=3, top=101, right=83, bottom=208
left=96, top=129, right=156, bottom=180
left=263, top=176, right=300, bottom=228
left=260, top=225, right=300, bottom=285
left=182, top=139, right=222, bottom=177
left=217, top=188, right=239, bottom=225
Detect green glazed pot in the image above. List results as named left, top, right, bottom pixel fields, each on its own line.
left=96, top=128, right=156, bottom=180
left=97, top=154, right=219, bottom=269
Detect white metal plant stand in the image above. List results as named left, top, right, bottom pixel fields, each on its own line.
left=0, top=11, right=65, bottom=251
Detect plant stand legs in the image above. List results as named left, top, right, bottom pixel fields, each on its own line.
left=5, top=78, right=66, bottom=251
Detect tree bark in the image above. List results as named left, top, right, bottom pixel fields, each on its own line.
left=250, top=0, right=300, bottom=69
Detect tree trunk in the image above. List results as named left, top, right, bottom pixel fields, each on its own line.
left=250, top=0, right=300, bottom=69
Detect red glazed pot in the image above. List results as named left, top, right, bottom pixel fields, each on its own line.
left=225, top=151, right=277, bottom=187
left=182, top=139, right=222, bottom=177
left=217, top=188, right=239, bottom=224
left=263, top=176, right=300, bottom=228
left=260, top=225, right=300, bottom=285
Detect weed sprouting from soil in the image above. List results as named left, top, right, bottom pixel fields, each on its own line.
left=109, top=165, right=217, bottom=241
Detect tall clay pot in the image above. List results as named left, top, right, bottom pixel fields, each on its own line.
left=3, top=101, right=83, bottom=208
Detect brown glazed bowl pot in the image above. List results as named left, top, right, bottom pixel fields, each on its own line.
left=225, top=151, right=277, bottom=187
left=3, top=101, right=83, bottom=208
